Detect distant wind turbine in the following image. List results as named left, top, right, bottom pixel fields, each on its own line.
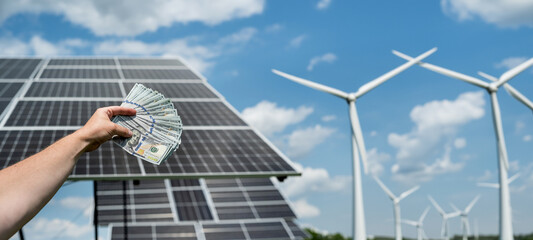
left=394, top=50, right=533, bottom=240
left=428, top=195, right=460, bottom=240
left=401, top=207, right=430, bottom=240
left=272, top=47, right=437, bottom=240
left=478, top=173, right=520, bottom=189
left=450, top=195, right=481, bottom=240
left=374, top=176, right=420, bottom=240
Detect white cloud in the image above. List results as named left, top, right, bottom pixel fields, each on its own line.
left=516, top=120, right=526, bottom=133
left=0, top=0, right=265, bottom=36
left=321, top=115, right=336, bottom=122
left=391, top=147, right=464, bottom=184
left=367, top=148, right=391, bottom=176
left=454, top=137, right=467, bottom=149
left=241, top=101, right=313, bottom=137
left=441, top=0, right=533, bottom=28
left=60, top=196, right=93, bottom=217
left=370, top=131, right=378, bottom=137
left=0, top=37, right=29, bottom=56
left=289, top=35, right=306, bottom=48
left=280, top=162, right=350, bottom=197
left=94, top=27, right=257, bottom=72
left=307, top=53, right=337, bottom=71
left=495, top=57, right=528, bottom=69
left=286, top=125, right=336, bottom=158
left=0, top=36, right=87, bottom=57
left=524, top=135, right=532, bottom=142
left=292, top=198, right=320, bottom=218
left=475, top=170, right=493, bottom=182
left=388, top=91, right=484, bottom=183
left=316, top=0, right=332, bottom=10
left=265, top=23, right=283, bottom=33
left=27, top=218, right=92, bottom=239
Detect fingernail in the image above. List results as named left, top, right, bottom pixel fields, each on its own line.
left=128, top=130, right=133, bottom=136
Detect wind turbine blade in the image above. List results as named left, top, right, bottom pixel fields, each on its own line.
left=393, top=50, right=490, bottom=89
left=349, top=102, right=368, bottom=174
left=497, top=58, right=533, bottom=87
left=450, top=203, right=460, bottom=212
left=478, top=71, right=499, bottom=82
left=355, top=47, right=437, bottom=98
left=420, top=207, right=430, bottom=222
left=398, top=185, right=420, bottom=201
left=401, top=219, right=418, bottom=226
left=490, top=93, right=510, bottom=170
left=465, top=195, right=480, bottom=213
left=428, top=195, right=445, bottom=215
left=477, top=182, right=500, bottom=188
left=502, top=84, right=533, bottom=111
left=480, top=71, right=533, bottom=111
left=373, top=176, right=396, bottom=200
left=272, top=69, right=350, bottom=99
left=508, top=173, right=521, bottom=184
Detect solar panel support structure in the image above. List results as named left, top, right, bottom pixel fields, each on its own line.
left=122, top=180, right=128, bottom=240
left=18, top=228, right=25, bottom=240
left=93, top=181, right=98, bottom=240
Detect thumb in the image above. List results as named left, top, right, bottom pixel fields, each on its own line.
left=112, top=124, right=133, bottom=138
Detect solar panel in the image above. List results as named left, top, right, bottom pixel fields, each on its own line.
left=0, top=82, right=24, bottom=98
left=5, top=101, right=121, bottom=126
left=47, top=59, right=116, bottom=66
left=0, top=58, right=42, bottom=79
left=95, top=178, right=296, bottom=225
left=25, top=82, right=123, bottom=97
left=123, top=82, right=218, bottom=99
left=0, top=57, right=299, bottom=180
left=119, top=59, right=184, bottom=66
left=122, top=69, right=199, bottom=80
left=0, top=101, right=11, bottom=115
left=109, top=219, right=308, bottom=240
left=40, top=68, right=120, bottom=79
left=174, top=101, right=246, bottom=126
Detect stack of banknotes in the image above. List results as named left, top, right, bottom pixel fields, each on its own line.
left=112, top=83, right=183, bottom=165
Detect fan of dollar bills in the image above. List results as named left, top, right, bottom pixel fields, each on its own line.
left=112, top=83, right=183, bottom=165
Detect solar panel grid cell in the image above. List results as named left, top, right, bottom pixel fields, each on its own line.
left=26, top=82, right=123, bottom=97
left=5, top=101, right=121, bottom=126
left=123, top=82, right=217, bottom=99
left=47, top=59, right=116, bottom=66
left=123, top=69, right=198, bottom=80
left=174, top=101, right=246, bottom=126
left=40, top=68, right=120, bottom=79
left=119, top=59, right=184, bottom=66
left=0, top=82, right=24, bottom=98
left=0, top=59, right=41, bottom=79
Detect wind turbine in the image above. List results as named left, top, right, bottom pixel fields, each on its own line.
left=450, top=195, right=481, bottom=240
left=478, top=173, right=520, bottom=189
left=428, top=195, right=460, bottom=240
left=394, top=50, right=533, bottom=240
left=374, top=176, right=420, bottom=240
left=272, top=47, right=437, bottom=240
left=401, top=207, right=430, bottom=240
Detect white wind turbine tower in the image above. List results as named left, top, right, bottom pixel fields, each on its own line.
left=374, top=176, right=420, bottom=240
left=401, top=207, right=430, bottom=240
left=272, top=47, right=437, bottom=240
left=393, top=50, right=533, bottom=240
left=450, top=195, right=481, bottom=240
left=429, top=195, right=460, bottom=240
left=478, top=173, right=520, bottom=189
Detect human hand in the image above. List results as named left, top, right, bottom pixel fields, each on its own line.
left=75, top=106, right=136, bottom=152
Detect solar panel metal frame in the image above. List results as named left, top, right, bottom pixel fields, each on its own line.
left=0, top=56, right=300, bottom=180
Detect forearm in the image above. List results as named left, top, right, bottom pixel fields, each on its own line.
left=0, top=131, right=89, bottom=239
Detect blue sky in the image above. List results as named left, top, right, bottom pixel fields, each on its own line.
left=2, top=0, right=533, bottom=239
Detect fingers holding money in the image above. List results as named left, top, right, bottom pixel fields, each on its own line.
left=76, top=106, right=137, bottom=152
left=103, top=106, right=137, bottom=119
